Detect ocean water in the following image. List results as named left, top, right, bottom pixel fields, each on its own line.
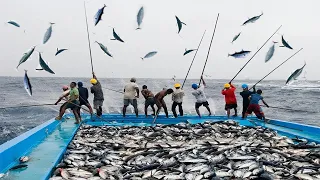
left=0, top=77, right=319, bottom=145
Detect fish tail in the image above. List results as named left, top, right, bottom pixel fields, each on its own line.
left=182, top=22, right=186, bottom=26
left=140, top=57, right=144, bottom=61
left=228, top=54, right=230, bottom=57
left=279, top=46, right=285, bottom=47
left=136, top=27, right=141, bottom=30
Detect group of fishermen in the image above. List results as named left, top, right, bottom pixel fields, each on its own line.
left=55, top=73, right=269, bottom=123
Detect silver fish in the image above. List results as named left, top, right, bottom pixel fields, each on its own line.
left=111, top=28, right=124, bottom=43
left=55, top=48, right=68, bottom=56
left=43, top=23, right=55, bottom=44
left=136, top=6, right=144, bottom=30
left=19, top=156, right=29, bottom=163
left=96, top=41, right=113, bottom=58
left=17, top=46, right=36, bottom=69
left=94, top=4, right=106, bottom=26
left=228, top=50, right=251, bottom=58
left=286, top=62, right=306, bottom=85
left=242, top=12, right=263, bottom=25
left=265, top=42, right=277, bottom=63
left=7, top=20, right=20, bottom=27
left=231, top=32, right=241, bottom=43
left=23, top=70, right=32, bottom=96
left=175, top=16, right=186, bottom=34
left=183, top=49, right=197, bottom=56
left=39, top=53, right=55, bottom=74
left=280, top=35, right=293, bottom=50
left=141, top=51, right=157, bottom=60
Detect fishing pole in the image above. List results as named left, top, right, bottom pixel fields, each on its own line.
left=249, top=48, right=303, bottom=89
left=84, top=1, right=94, bottom=76
left=103, top=87, right=124, bottom=94
left=181, top=30, right=206, bottom=88
left=0, top=103, right=60, bottom=109
left=229, top=25, right=282, bottom=83
left=199, top=13, right=220, bottom=86
left=260, top=104, right=315, bottom=113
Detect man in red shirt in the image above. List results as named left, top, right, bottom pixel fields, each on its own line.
left=221, top=83, right=237, bottom=119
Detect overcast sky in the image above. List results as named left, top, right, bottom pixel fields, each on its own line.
left=0, top=0, right=319, bottom=80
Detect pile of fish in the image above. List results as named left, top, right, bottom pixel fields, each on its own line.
left=50, top=121, right=320, bottom=180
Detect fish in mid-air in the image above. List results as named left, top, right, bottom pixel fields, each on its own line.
left=55, top=48, right=68, bottom=56
left=23, top=70, right=32, bottom=96
left=175, top=16, right=186, bottom=34
left=231, top=32, right=241, bottom=43
left=141, top=51, right=157, bottom=60
left=265, top=41, right=277, bottom=63
left=16, top=46, right=36, bottom=69
left=228, top=50, right=251, bottom=58
left=111, top=28, right=124, bottom=43
left=183, top=49, right=197, bottom=56
left=7, top=20, right=20, bottom=27
left=242, top=12, right=263, bottom=26
left=96, top=41, right=113, bottom=57
left=136, top=6, right=144, bottom=30
left=280, top=35, right=293, bottom=49
left=39, top=53, right=55, bottom=74
left=286, top=62, right=306, bottom=85
left=94, top=4, right=106, bottom=26
left=43, top=22, right=55, bottom=44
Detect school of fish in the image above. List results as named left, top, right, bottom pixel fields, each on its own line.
left=50, top=120, right=320, bottom=180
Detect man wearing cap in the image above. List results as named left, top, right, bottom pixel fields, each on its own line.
left=191, top=76, right=211, bottom=118
left=240, top=84, right=256, bottom=118
left=90, top=72, right=104, bottom=117
left=77, top=82, right=93, bottom=117
left=222, top=82, right=237, bottom=119
left=123, top=77, right=139, bottom=117
left=171, top=83, right=184, bottom=118
left=55, top=85, right=70, bottom=112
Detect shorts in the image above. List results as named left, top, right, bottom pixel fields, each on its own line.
left=65, top=100, right=80, bottom=110
left=246, top=104, right=264, bottom=117
left=145, top=97, right=155, bottom=108
left=225, top=104, right=237, bottom=110
left=124, top=99, right=138, bottom=108
left=93, top=100, right=104, bottom=109
left=195, top=101, right=209, bottom=108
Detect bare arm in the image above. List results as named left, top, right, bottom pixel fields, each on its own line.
left=55, top=92, right=69, bottom=105
left=262, top=99, right=269, bottom=107
left=135, top=87, right=139, bottom=98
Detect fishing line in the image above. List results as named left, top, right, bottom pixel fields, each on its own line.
left=260, top=104, right=315, bottom=113
left=199, top=13, right=220, bottom=86
left=84, top=1, right=94, bottom=76
left=229, top=25, right=282, bottom=83
left=0, top=103, right=62, bottom=109
left=181, top=30, right=206, bottom=88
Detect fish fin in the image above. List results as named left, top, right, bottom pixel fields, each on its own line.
left=279, top=46, right=285, bottom=47
left=57, top=48, right=59, bottom=52
left=110, top=38, right=116, bottom=40
left=182, top=22, right=186, bottom=25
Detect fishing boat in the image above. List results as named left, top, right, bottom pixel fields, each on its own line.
left=0, top=114, right=319, bottom=179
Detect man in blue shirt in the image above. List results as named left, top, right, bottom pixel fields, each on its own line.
left=244, top=89, right=269, bottom=121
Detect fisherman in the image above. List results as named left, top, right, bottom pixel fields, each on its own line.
left=90, top=72, right=104, bottom=117
left=240, top=84, right=256, bottom=118
left=141, top=85, right=156, bottom=117
left=77, top=82, right=93, bottom=117
left=191, top=76, right=211, bottom=118
left=55, top=82, right=81, bottom=124
left=222, top=83, right=237, bottom=119
left=55, top=85, right=70, bottom=112
left=123, top=77, right=139, bottom=117
left=171, top=83, right=184, bottom=118
left=244, top=89, right=269, bottom=121
left=155, top=88, right=174, bottom=118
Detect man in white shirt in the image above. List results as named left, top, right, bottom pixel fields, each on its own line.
left=172, top=83, right=185, bottom=118
left=123, top=77, right=139, bottom=117
left=191, top=77, right=211, bottom=118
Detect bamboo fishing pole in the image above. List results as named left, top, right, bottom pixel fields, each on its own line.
left=260, top=104, right=315, bottom=113
left=181, top=30, right=206, bottom=88
left=229, top=25, right=282, bottom=83
left=84, top=1, right=94, bottom=76
left=0, top=103, right=61, bottom=109
left=249, top=48, right=303, bottom=89
left=199, top=13, right=220, bottom=86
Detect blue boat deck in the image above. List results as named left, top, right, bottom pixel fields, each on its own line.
left=0, top=113, right=319, bottom=180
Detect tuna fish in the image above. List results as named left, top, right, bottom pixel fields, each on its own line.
left=141, top=51, right=157, bottom=60
left=175, top=16, right=186, bottom=34
left=285, top=62, right=306, bottom=85
left=280, top=35, right=293, bottom=50
left=16, top=46, right=36, bottom=69
left=7, top=20, right=20, bottom=27
left=55, top=48, right=68, bottom=56
left=43, top=23, right=55, bottom=44
left=242, top=12, right=263, bottom=25
left=94, top=5, right=106, bottom=26
left=39, top=53, right=55, bottom=74
left=23, top=70, right=32, bottom=96
left=231, top=32, right=241, bottom=43
left=95, top=41, right=113, bottom=58
left=265, top=41, right=277, bottom=63
left=136, top=6, right=144, bottom=30
left=183, top=49, right=197, bottom=56
left=228, top=50, right=251, bottom=58
left=111, top=28, right=124, bottom=43
left=9, top=164, right=28, bottom=170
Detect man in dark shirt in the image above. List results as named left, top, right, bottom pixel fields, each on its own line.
left=240, top=84, right=256, bottom=118
left=77, top=82, right=93, bottom=117
left=90, top=72, right=104, bottom=117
